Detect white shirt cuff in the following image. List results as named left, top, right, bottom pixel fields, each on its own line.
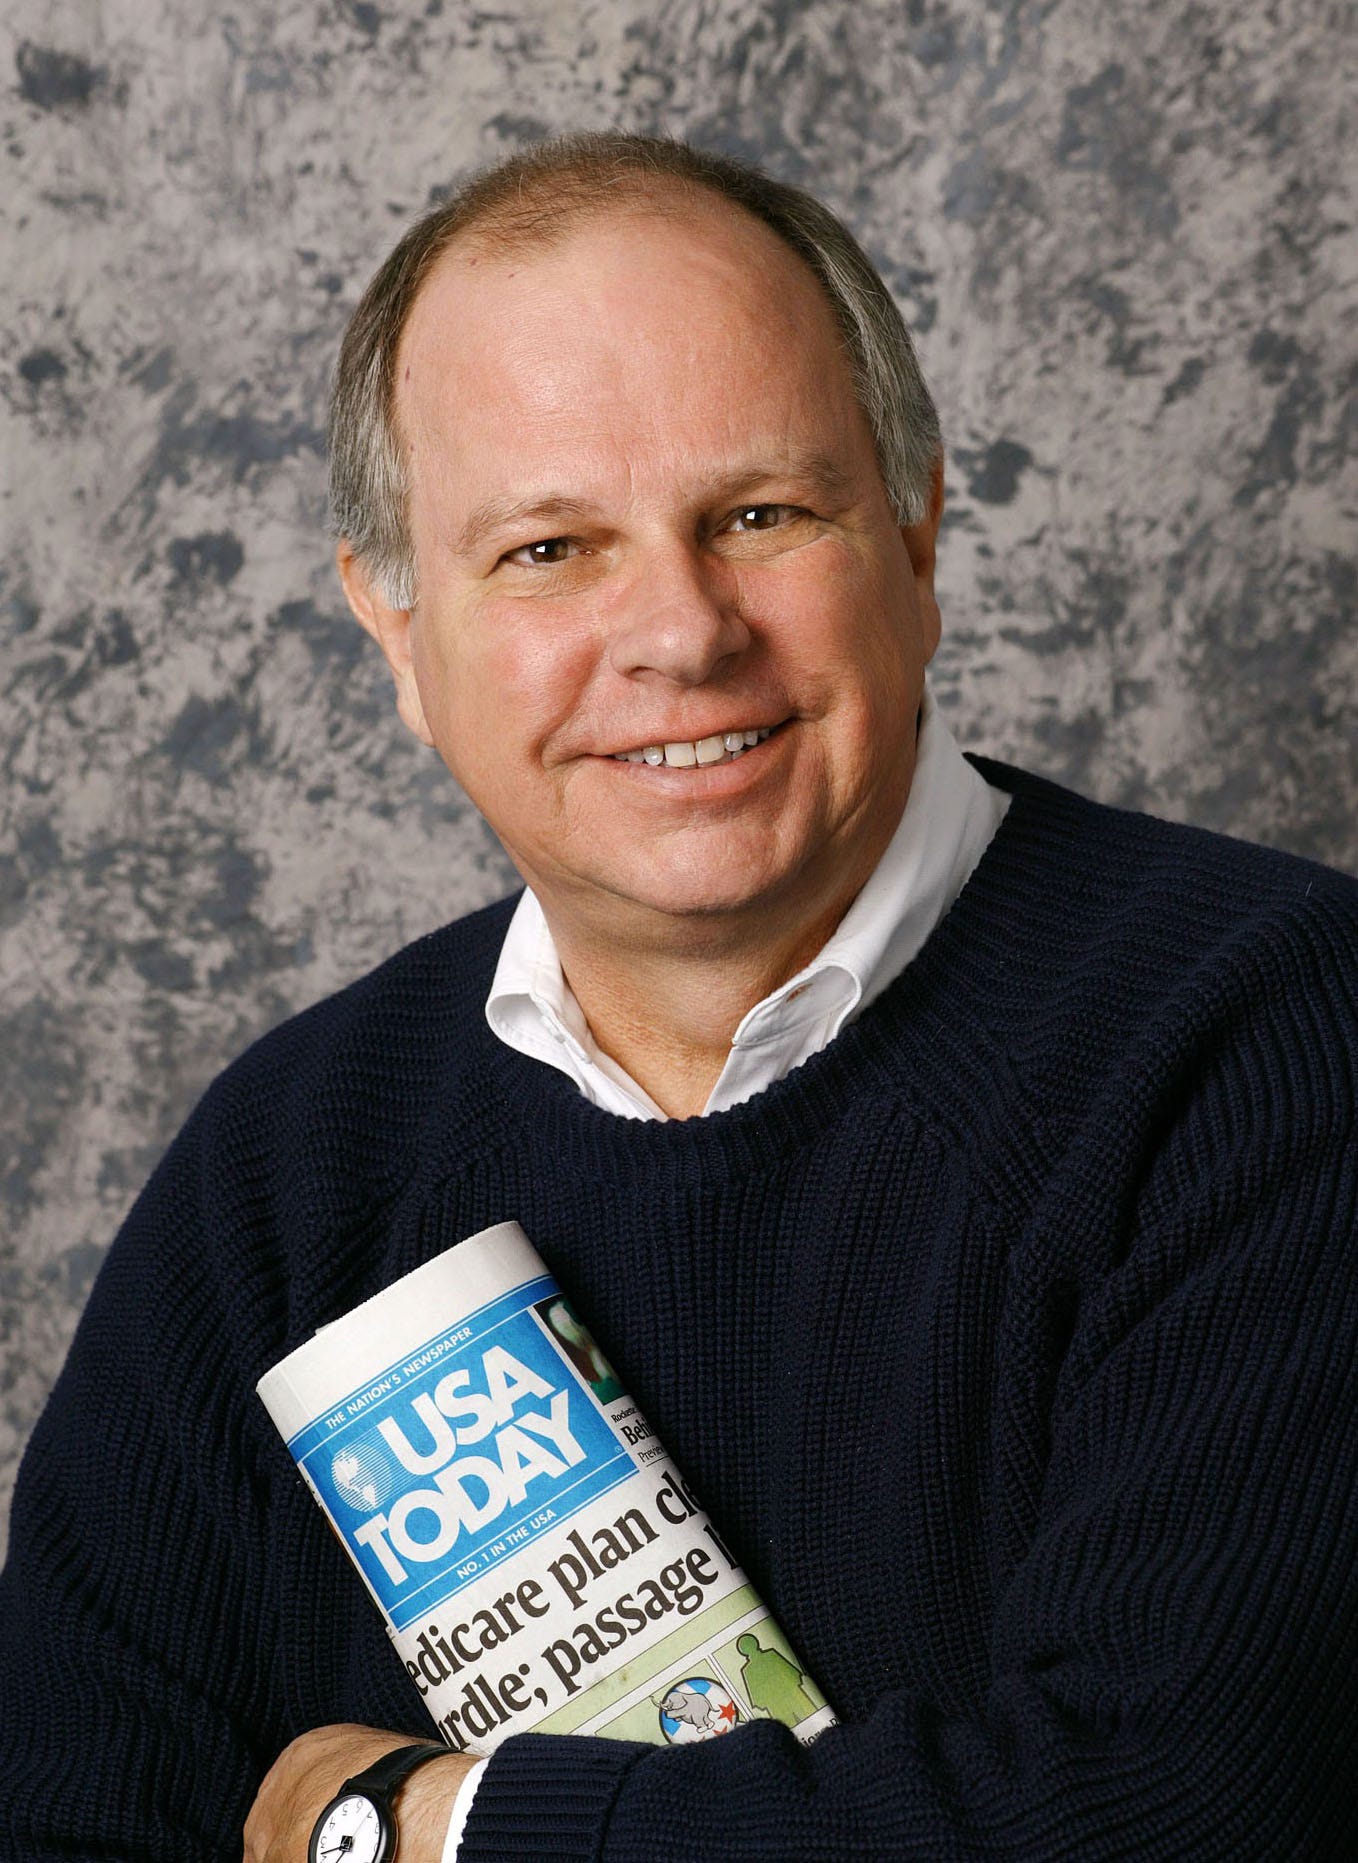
left=440, top=1757, right=488, bottom=1863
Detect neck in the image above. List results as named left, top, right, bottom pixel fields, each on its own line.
left=552, top=897, right=853, bottom=1119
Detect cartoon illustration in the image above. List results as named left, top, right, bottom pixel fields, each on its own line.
left=735, top=1631, right=817, bottom=1724
left=658, top=1677, right=741, bottom=1743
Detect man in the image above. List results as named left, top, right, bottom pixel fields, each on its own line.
left=1, top=132, right=1355, bottom=1862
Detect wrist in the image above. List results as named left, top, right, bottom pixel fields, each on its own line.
left=392, top=1751, right=479, bottom=1856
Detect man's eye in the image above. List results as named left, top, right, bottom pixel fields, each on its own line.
left=728, top=505, right=798, bottom=532
left=503, top=537, right=577, bottom=567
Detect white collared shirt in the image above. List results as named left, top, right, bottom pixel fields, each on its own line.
left=444, top=687, right=1008, bottom=1854
left=484, top=684, right=1010, bottom=1120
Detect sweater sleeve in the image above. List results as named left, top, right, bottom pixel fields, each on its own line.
left=0, top=1086, right=287, bottom=1862
left=457, top=1052, right=1358, bottom=1856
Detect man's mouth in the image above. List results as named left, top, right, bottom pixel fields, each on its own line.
left=610, top=724, right=780, bottom=769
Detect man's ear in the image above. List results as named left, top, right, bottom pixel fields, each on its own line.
left=899, top=452, right=945, bottom=588
left=900, top=453, right=945, bottom=662
left=335, top=540, right=436, bottom=748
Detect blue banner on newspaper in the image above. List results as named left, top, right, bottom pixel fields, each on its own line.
left=293, top=1281, right=632, bottom=1631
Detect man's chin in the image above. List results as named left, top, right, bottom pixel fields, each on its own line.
left=633, top=857, right=848, bottom=951
left=544, top=860, right=798, bottom=942
left=513, top=816, right=833, bottom=945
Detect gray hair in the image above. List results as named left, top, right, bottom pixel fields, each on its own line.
left=329, top=131, right=942, bottom=609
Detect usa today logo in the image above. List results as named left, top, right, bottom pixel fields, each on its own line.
left=303, top=1304, right=631, bottom=1626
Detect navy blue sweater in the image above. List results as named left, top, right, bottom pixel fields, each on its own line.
left=2, top=759, right=1356, bottom=1860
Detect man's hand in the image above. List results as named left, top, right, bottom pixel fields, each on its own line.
left=243, top=1722, right=477, bottom=1863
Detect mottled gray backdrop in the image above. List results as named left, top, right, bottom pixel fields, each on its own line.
left=2, top=0, right=1355, bottom=1551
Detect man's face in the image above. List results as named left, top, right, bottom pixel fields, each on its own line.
left=367, top=197, right=941, bottom=951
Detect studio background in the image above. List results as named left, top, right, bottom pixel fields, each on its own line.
left=2, top=0, right=1354, bottom=1551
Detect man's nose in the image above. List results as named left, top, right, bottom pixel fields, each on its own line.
left=606, top=544, right=751, bottom=686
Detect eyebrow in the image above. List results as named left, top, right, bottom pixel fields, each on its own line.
left=452, top=449, right=856, bottom=558
left=454, top=495, right=595, bottom=558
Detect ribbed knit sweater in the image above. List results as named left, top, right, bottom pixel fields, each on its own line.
left=2, top=759, right=1356, bottom=1861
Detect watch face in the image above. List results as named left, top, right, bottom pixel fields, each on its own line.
left=311, top=1791, right=388, bottom=1863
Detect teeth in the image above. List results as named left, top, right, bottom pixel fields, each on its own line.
left=615, top=725, right=780, bottom=767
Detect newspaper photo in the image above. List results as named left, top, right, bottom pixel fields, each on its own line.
left=257, top=1220, right=837, bottom=1758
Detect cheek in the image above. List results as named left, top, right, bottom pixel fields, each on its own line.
left=414, top=600, right=595, bottom=766
left=496, top=625, right=594, bottom=726
left=749, top=545, right=914, bottom=702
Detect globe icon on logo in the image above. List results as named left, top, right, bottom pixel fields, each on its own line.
left=658, top=1677, right=741, bottom=1744
left=330, top=1436, right=394, bottom=1513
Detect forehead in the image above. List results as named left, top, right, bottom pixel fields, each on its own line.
left=393, top=196, right=869, bottom=507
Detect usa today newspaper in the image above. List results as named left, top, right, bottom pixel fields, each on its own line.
left=257, top=1221, right=836, bottom=1757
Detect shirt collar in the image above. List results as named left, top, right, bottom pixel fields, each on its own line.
left=728, top=683, right=1001, bottom=1047
left=487, top=885, right=670, bottom=1119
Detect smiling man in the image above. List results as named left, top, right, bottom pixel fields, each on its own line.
left=1, top=133, right=1356, bottom=1863
left=338, top=176, right=948, bottom=1122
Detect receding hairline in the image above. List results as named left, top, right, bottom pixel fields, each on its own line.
left=386, top=177, right=865, bottom=487
left=448, top=165, right=755, bottom=257
left=392, top=175, right=849, bottom=382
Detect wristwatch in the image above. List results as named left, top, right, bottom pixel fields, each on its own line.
left=308, top=1740, right=452, bottom=1863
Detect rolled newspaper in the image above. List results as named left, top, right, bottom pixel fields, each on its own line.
left=257, top=1221, right=836, bottom=1757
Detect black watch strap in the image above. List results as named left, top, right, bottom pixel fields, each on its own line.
left=342, top=1740, right=451, bottom=1804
